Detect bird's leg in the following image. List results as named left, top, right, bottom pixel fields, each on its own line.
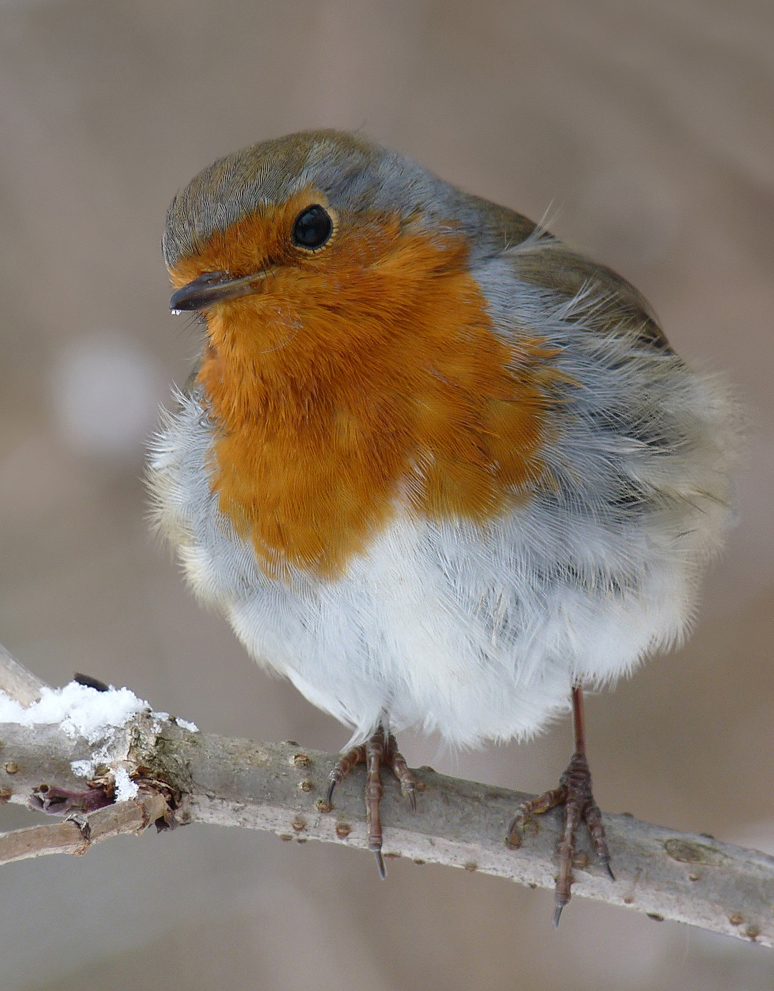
left=507, top=684, right=613, bottom=924
left=327, top=726, right=418, bottom=877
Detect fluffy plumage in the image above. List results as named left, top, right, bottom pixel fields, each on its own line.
left=149, top=130, right=737, bottom=749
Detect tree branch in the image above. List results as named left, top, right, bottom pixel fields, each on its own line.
left=0, top=792, right=170, bottom=865
left=0, top=650, right=772, bottom=945
left=0, top=644, right=48, bottom=706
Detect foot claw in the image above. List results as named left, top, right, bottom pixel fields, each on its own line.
left=507, top=750, right=613, bottom=920
left=387, top=734, right=419, bottom=811
left=373, top=849, right=386, bottom=879
left=327, top=729, right=419, bottom=876
left=507, top=809, right=540, bottom=844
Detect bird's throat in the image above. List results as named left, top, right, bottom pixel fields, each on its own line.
left=195, top=231, right=559, bottom=580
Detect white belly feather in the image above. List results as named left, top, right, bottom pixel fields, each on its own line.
left=149, top=322, right=735, bottom=747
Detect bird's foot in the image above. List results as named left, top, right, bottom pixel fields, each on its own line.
left=507, top=751, right=613, bottom=925
left=327, top=727, right=418, bottom=877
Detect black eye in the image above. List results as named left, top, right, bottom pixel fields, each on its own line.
left=292, top=205, right=333, bottom=250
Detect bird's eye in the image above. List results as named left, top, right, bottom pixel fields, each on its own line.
left=291, top=205, right=333, bottom=251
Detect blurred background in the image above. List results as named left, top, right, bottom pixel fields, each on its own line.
left=1, top=0, right=772, bottom=988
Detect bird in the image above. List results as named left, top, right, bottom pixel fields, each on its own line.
left=148, top=129, right=737, bottom=922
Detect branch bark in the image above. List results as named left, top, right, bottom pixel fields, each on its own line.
left=0, top=652, right=772, bottom=946
left=0, top=643, right=48, bottom=706
left=0, top=792, right=170, bottom=865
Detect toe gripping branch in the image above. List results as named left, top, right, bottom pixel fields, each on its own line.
left=507, top=685, right=615, bottom=925
left=326, top=727, right=418, bottom=878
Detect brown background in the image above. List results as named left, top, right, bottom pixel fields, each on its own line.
left=1, top=1, right=773, bottom=988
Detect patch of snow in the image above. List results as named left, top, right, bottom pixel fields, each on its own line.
left=113, top=767, right=139, bottom=802
left=0, top=682, right=148, bottom=743
left=70, top=759, right=97, bottom=778
left=174, top=717, right=199, bottom=733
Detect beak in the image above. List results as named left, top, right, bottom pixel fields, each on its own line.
left=169, top=269, right=272, bottom=313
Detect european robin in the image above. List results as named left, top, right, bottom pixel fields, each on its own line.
left=149, top=130, right=736, bottom=920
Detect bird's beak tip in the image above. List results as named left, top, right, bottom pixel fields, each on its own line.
left=168, top=270, right=266, bottom=313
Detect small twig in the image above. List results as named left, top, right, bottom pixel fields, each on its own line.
left=0, top=644, right=49, bottom=707
left=0, top=792, right=170, bottom=867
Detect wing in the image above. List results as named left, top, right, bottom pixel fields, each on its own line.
left=461, top=194, right=671, bottom=353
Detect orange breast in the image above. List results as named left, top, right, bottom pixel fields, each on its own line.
left=170, top=199, right=561, bottom=579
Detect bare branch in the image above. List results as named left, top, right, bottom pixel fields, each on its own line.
left=1, top=710, right=772, bottom=946
left=0, top=792, right=170, bottom=866
left=0, top=644, right=49, bottom=706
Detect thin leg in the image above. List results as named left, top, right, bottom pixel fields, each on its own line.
left=565, top=685, right=613, bottom=880
left=365, top=730, right=387, bottom=877
left=572, top=682, right=586, bottom=753
left=327, top=726, right=419, bottom=877
left=507, top=684, right=614, bottom=925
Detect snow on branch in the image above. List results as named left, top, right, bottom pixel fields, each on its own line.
left=0, top=646, right=772, bottom=945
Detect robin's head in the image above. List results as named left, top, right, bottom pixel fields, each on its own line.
left=164, top=129, right=543, bottom=325
left=165, top=130, right=515, bottom=294
left=163, top=131, right=555, bottom=577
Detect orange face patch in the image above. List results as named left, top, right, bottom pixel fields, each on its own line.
left=169, top=195, right=561, bottom=579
